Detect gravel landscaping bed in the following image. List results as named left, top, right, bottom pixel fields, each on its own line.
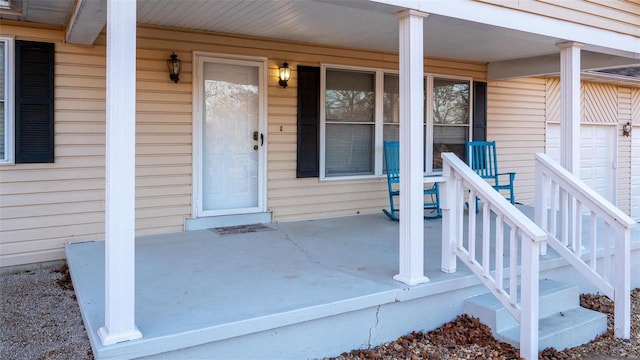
left=1, top=265, right=639, bottom=360
left=0, top=266, right=92, bottom=360
left=333, top=289, right=640, bottom=360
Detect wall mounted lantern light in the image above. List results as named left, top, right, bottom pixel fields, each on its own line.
left=279, top=61, right=290, bottom=88
left=623, top=122, right=632, bottom=137
left=167, top=52, right=181, bottom=83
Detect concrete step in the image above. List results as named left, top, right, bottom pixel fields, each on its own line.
left=464, top=279, right=607, bottom=351
left=498, top=307, right=607, bottom=351
left=464, top=279, right=578, bottom=334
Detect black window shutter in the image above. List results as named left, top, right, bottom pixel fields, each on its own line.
left=15, top=40, right=55, bottom=163
left=472, top=81, right=487, bottom=142
left=296, top=66, right=320, bottom=178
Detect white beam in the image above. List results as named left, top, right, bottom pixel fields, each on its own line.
left=378, top=0, right=640, bottom=57
left=558, top=42, right=582, bottom=174
left=98, top=0, right=141, bottom=346
left=394, top=9, right=429, bottom=286
left=66, top=0, right=107, bottom=45
left=488, top=51, right=640, bottom=80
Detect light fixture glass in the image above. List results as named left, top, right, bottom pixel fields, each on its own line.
left=167, top=52, right=181, bottom=83
left=623, top=122, right=632, bottom=137
left=279, top=61, right=290, bottom=88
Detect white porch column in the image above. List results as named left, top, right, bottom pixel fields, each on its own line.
left=558, top=42, right=582, bottom=174
left=394, top=10, right=429, bottom=286
left=98, top=0, right=142, bottom=346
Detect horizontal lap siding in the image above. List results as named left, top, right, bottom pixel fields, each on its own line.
left=0, top=23, right=106, bottom=266
left=0, top=21, right=487, bottom=266
left=487, top=78, right=547, bottom=206
left=632, top=88, right=640, bottom=220
left=476, top=0, right=640, bottom=37
left=0, top=23, right=192, bottom=267
left=135, top=30, right=193, bottom=236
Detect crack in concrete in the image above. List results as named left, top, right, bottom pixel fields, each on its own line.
left=368, top=305, right=381, bottom=349
left=271, top=223, right=324, bottom=266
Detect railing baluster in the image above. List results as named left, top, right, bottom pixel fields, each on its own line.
left=561, top=189, right=569, bottom=247
left=604, top=222, right=611, bottom=282
left=536, top=172, right=549, bottom=256
left=590, top=211, right=597, bottom=271
left=551, top=180, right=558, bottom=238
left=482, top=202, right=490, bottom=277
left=457, top=177, right=465, bottom=251
left=495, top=214, right=504, bottom=292
left=509, top=226, right=518, bottom=306
left=469, top=189, right=477, bottom=262
left=575, top=200, right=582, bottom=257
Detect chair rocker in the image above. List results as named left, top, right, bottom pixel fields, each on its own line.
left=466, top=141, right=516, bottom=205
left=382, top=141, right=441, bottom=221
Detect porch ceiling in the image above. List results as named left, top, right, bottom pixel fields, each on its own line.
left=1, top=0, right=566, bottom=62
left=3, top=0, right=638, bottom=75
left=133, top=0, right=566, bottom=63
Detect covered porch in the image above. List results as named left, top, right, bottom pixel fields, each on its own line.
left=66, top=207, right=640, bottom=359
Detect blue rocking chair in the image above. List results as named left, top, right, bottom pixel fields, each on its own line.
left=382, top=141, right=441, bottom=221
left=466, top=141, right=516, bottom=204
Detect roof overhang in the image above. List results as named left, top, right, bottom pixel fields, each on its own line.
left=1, top=0, right=638, bottom=82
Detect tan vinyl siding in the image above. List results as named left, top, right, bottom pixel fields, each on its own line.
left=583, top=82, right=619, bottom=124
left=487, top=78, right=547, bottom=206
left=618, top=87, right=633, bottom=214
left=546, top=78, right=622, bottom=124
left=475, top=0, right=640, bottom=37
left=544, top=77, right=637, bottom=213
left=0, top=21, right=488, bottom=266
left=0, top=23, right=105, bottom=266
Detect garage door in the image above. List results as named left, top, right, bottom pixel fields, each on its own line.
left=547, top=124, right=616, bottom=202
left=632, top=128, right=640, bottom=221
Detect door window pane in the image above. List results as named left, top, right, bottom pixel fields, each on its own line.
left=202, top=62, right=259, bottom=211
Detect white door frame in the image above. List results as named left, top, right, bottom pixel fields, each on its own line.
left=631, top=126, right=640, bottom=220
left=192, top=52, right=268, bottom=218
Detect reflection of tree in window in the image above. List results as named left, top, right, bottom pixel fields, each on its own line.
left=325, top=89, right=374, bottom=121
left=204, top=81, right=258, bottom=154
left=433, top=78, right=469, bottom=124
left=432, top=78, right=470, bottom=170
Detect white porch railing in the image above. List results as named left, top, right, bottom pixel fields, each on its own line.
left=535, top=152, right=637, bottom=338
left=441, top=153, right=547, bottom=360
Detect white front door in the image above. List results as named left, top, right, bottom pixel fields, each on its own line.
left=547, top=124, right=616, bottom=202
left=194, top=54, right=266, bottom=217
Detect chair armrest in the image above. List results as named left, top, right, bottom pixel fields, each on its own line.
left=497, top=172, right=515, bottom=178
left=497, top=172, right=516, bottom=183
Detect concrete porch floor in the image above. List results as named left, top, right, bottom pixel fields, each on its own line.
left=66, top=207, right=640, bottom=359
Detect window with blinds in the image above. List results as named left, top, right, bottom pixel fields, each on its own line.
left=324, top=69, right=376, bottom=177
left=319, top=65, right=474, bottom=180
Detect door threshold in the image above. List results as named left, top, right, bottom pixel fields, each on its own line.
left=185, top=213, right=273, bottom=231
